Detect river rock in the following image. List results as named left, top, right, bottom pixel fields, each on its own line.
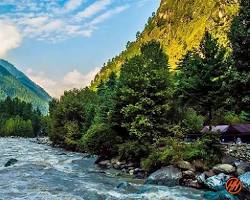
left=98, top=160, right=111, bottom=168
left=129, top=169, right=134, bottom=175
left=204, top=170, right=215, bottom=178
left=180, top=179, right=203, bottom=189
left=116, top=182, right=137, bottom=192
left=236, top=162, right=250, bottom=176
left=205, top=173, right=231, bottom=191
left=213, top=164, right=236, bottom=174
left=4, top=158, right=18, bottom=167
left=182, top=170, right=196, bottom=179
left=177, top=161, right=193, bottom=171
left=145, top=165, right=182, bottom=186
left=192, top=159, right=207, bottom=172
left=111, top=158, right=119, bottom=165
left=239, top=172, right=250, bottom=192
left=197, top=173, right=206, bottom=184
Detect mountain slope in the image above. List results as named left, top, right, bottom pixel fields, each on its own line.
left=0, top=59, right=51, bottom=114
left=91, top=0, right=239, bottom=89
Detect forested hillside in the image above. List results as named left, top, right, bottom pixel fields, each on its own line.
left=48, top=0, right=249, bottom=175
left=0, top=59, right=51, bottom=114
left=91, top=0, right=240, bottom=89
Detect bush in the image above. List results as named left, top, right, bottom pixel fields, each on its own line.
left=182, top=141, right=205, bottom=161
left=182, top=108, right=205, bottom=133
left=224, top=111, right=243, bottom=124
left=141, top=149, right=163, bottom=173
left=141, top=147, right=173, bottom=173
left=141, top=133, right=222, bottom=172
left=81, top=123, right=122, bottom=158
left=118, top=141, right=150, bottom=163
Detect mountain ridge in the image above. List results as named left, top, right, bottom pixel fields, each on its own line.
left=91, top=0, right=239, bottom=89
left=0, top=59, right=51, bottom=114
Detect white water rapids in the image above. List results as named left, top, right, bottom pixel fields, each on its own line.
left=0, top=138, right=205, bottom=200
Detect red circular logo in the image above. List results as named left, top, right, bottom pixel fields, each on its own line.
left=226, top=177, right=243, bottom=195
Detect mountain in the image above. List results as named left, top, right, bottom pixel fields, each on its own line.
left=0, top=59, right=52, bottom=114
left=91, top=0, right=239, bottom=89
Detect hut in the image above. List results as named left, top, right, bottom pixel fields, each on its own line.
left=189, top=124, right=250, bottom=143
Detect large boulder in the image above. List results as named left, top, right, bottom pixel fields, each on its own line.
left=213, top=164, right=236, bottom=174
left=4, top=158, right=18, bottom=167
left=145, top=165, right=182, bottom=187
left=239, top=172, right=250, bottom=192
left=205, top=173, right=231, bottom=191
left=177, top=160, right=193, bottom=171
left=236, top=162, right=250, bottom=176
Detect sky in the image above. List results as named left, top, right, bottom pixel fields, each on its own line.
left=0, top=0, right=159, bottom=97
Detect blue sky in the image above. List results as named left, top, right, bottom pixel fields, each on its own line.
left=0, top=0, right=159, bottom=97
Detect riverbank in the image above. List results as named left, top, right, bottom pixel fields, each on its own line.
left=96, top=149, right=250, bottom=199
left=36, top=137, right=250, bottom=199
left=0, top=137, right=206, bottom=200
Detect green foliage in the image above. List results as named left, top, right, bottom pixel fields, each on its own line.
left=111, top=41, right=173, bottom=142
left=229, top=0, right=250, bottom=113
left=81, top=123, right=122, bottom=158
left=91, top=0, right=239, bottom=89
left=141, top=133, right=222, bottom=172
left=224, top=111, right=243, bottom=124
left=1, top=116, right=33, bottom=137
left=182, top=108, right=205, bottom=133
left=141, top=149, right=164, bottom=173
left=0, top=97, right=43, bottom=137
left=0, top=60, right=51, bottom=114
left=49, top=88, right=98, bottom=148
left=118, top=141, right=150, bottom=163
left=176, top=32, right=233, bottom=125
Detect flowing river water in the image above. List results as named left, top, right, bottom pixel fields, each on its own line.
left=0, top=138, right=205, bottom=200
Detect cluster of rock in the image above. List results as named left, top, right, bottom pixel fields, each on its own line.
left=97, top=157, right=250, bottom=198
left=146, top=160, right=250, bottom=199
left=222, top=144, right=250, bottom=162
left=36, top=137, right=53, bottom=145
left=96, top=158, right=146, bottom=179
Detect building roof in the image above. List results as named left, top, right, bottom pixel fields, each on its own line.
left=201, top=124, right=250, bottom=134
left=229, top=124, right=250, bottom=133
left=201, top=125, right=229, bottom=133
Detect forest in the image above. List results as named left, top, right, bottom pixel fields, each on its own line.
left=48, top=0, right=249, bottom=172
left=0, top=97, right=49, bottom=137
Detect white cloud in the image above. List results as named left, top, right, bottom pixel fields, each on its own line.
left=0, top=20, right=22, bottom=57
left=88, top=6, right=129, bottom=27
left=75, top=0, right=111, bottom=21
left=0, top=0, right=130, bottom=42
left=26, top=68, right=100, bottom=98
left=64, top=0, right=84, bottom=12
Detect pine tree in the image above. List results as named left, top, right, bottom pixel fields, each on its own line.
left=176, top=32, right=232, bottom=126
left=111, top=41, right=172, bottom=142
left=229, top=0, right=250, bottom=113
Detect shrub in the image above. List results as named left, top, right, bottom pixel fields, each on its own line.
left=141, top=149, right=163, bottom=173
left=81, top=123, right=122, bottom=158
left=118, top=141, right=150, bottom=163
left=182, top=108, right=205, bottom=133
left=224, top=111, right=243, bottom=124
left=182, top=141, right=205, bottom=161
left=141, top=133, right=222, bottom=172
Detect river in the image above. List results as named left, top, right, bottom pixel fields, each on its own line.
left=0, top=138, right=205, bottom=200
